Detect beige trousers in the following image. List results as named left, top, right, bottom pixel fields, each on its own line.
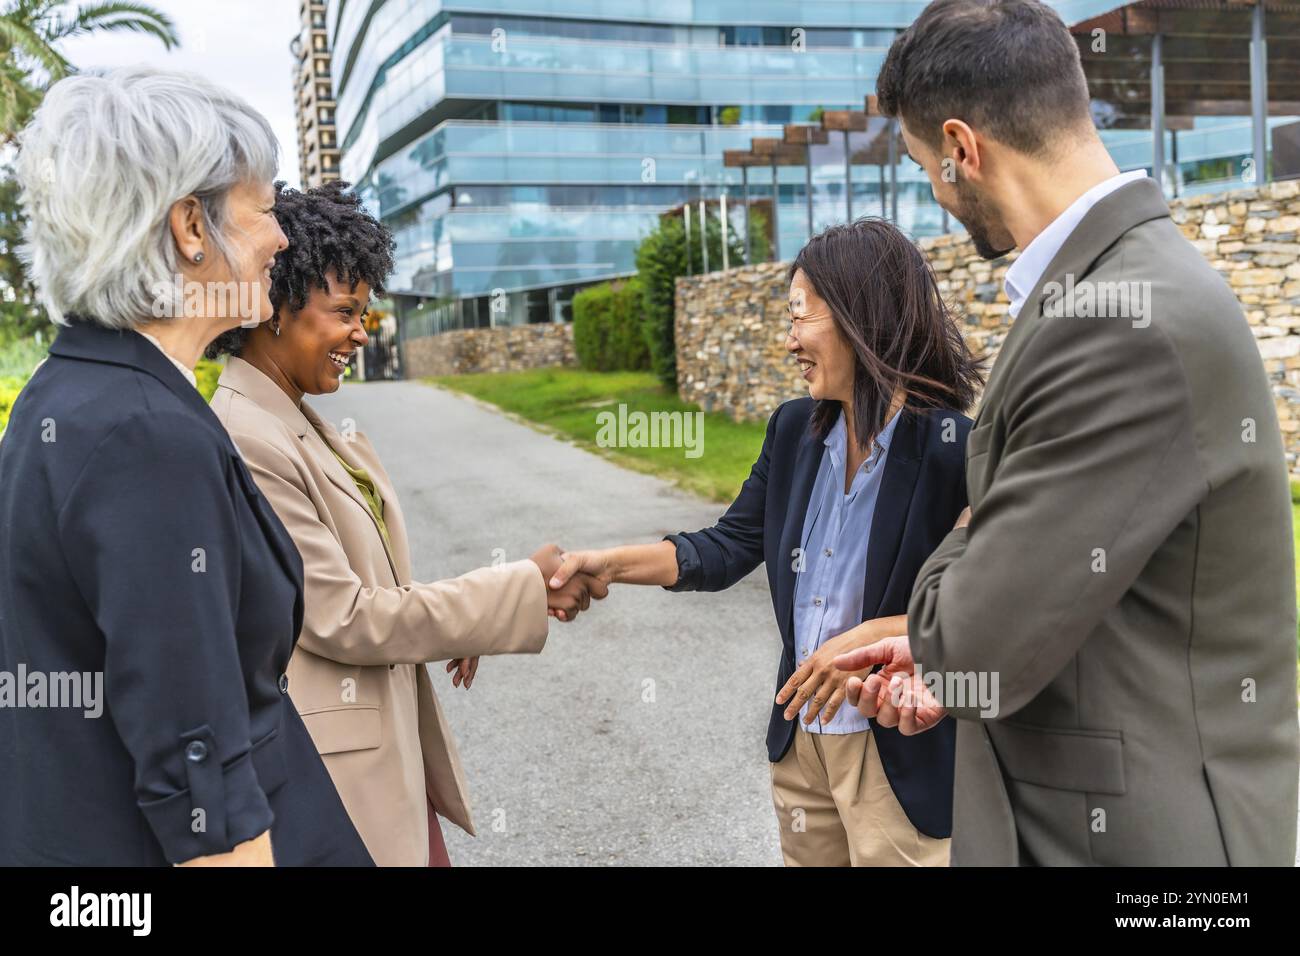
left=770, top=728, right=950, bottom=867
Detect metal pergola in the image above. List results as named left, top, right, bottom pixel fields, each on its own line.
left=721, top=100, right=907, bottom=265
left=1072, top=0, right=1300, bottom=189
left=710, top=0, right=1298, bottom=268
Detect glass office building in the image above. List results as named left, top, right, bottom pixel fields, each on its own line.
left=325, top=0, right=1287, bottom=341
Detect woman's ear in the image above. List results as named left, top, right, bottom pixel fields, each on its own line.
left=168, top=195, right=208, bottom=270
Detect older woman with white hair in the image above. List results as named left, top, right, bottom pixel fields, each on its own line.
left=0, top=67, right=372, bottom=866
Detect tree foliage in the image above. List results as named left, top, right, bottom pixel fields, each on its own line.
left=0, top=1, right=178, bottom=340
left=634, top=203, right=769, bottom=388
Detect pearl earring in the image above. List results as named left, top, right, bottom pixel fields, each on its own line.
left=193, top=252, right=204, bottom=264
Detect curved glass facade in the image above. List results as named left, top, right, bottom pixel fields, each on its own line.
left=336, top=15, right=889, bottom=157
left=326, top=0, right=1287, bottom=341
left=324, top=0, right=941, bottom=325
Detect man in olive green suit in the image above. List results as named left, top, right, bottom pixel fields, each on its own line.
left=840, top=0, right=1298, bottom=865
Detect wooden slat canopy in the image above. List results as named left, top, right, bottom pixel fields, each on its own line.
left=1073, top=0, right=1300, bottom=118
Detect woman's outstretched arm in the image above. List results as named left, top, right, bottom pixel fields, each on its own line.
left=551, top=403, right=789, bottom=596
left=548, top=540, right=679, bottom=590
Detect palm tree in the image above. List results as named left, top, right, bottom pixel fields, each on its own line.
left=0, top=1, right=179, bottom=141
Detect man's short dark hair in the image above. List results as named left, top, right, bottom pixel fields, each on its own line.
left=876, top=0, right=1092, bottom=155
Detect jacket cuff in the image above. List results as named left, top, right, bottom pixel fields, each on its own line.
left=662, top=534, right=703, bottom=592
left=507, top=558, right=551, bottom=651
left=137, top=728, right=274, bottom=864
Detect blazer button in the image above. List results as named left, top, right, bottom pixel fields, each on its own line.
left=185, top=741, right=208, bottom=763
left=278, top=673, right=289, bottom=694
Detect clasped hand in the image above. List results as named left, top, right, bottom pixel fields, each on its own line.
left=443, top=544, right=611, bottom=692
left=530, top=543, right=609, bottom=622
left=831, top=634, right=946, bottom=735
left=775, top=621, right=946, bottom=735
left=774, top=626, right=873, bottom=725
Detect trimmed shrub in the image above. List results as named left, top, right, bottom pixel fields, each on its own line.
left=0, top=375, right=23, bottom=433
left=572, top=277, right=650, bottom=372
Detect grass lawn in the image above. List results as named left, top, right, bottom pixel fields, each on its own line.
left=1294, top=498, right=1300, bottom=601
left=427, top=368, right=766, bottom=502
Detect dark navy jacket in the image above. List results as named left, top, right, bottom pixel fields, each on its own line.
left=0, top=321, right=372, bottom=865
left=668, top=397, right=969, bottom=839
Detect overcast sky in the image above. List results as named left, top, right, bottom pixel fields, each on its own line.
left=58, top=0, right=304, bottom=188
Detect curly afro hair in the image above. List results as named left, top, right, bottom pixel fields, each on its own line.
left=205, top=179, right=395, bottom=358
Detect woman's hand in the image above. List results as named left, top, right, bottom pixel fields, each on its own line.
left=774, top=617, right=906, bottom=725
left=446, top=656, right=479, bottom=689
left=548, top=541, right=680, bottom=591
left=548, top=549, right=616, bottom=592
left=529, top=544, right=607, bottom=621
left=176, top=830, right=274, bottom=867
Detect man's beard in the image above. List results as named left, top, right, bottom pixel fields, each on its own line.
left=952, top=179, right=1015, bottom=260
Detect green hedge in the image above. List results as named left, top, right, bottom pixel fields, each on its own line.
left=0, top=335, right=44, bottom=434
left=572, top=277, right=650, bottom=372
left=0, top=345, right=223, bottom=435
left=0, top=335, right=47, bottom=378
left=195, top=358, right=222, bottom=401
left=0, top=375, right=23, bottom=433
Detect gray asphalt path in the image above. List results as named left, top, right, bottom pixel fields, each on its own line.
left=312, top=380, right=784, bottom=866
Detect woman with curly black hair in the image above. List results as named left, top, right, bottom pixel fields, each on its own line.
left=208, top=181, right=602, bottom=866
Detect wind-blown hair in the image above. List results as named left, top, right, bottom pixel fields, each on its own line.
left=14, top=65, right=278, bottom=329
left=790, top=218, right=985, bottom=449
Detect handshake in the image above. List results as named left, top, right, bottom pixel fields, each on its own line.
left=449, top=545, right=610, bottom=690
left=528, top=544, right=611, bottom=622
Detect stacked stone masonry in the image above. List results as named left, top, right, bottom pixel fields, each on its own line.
left=675, top=179, right=1300, bottom=473
left=404, top=322, right=577, bottom=377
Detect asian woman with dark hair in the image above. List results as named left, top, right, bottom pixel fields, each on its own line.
left=550, top=218, right=983, bottom=866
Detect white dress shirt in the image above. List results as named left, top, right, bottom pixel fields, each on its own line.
left=1002, top=169, right=1149, bottom=318
left=135, top=330, right=198, bottom=389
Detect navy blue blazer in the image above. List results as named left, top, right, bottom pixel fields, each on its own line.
left=668, top=398, right=970, bottom=839
left=0, top=321, right=372, bottom=866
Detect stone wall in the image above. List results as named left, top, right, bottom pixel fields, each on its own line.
left=404, top=322, right=577, bottom=377
left=675, top=179, right=1300, bottom=471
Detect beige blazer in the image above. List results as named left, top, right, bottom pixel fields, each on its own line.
left=211, top=357, right=549, bottom=866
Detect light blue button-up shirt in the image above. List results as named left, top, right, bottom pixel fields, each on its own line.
left=792, top=408, right=900, bottom=734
